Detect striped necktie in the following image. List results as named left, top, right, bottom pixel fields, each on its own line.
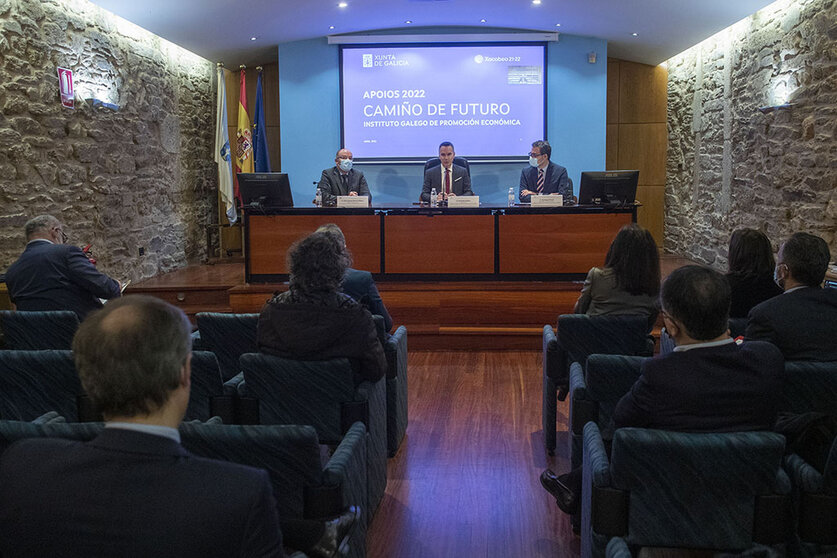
left=445, top=168, right=451, bottom=194
left=537, top=169, right=545, bottom=193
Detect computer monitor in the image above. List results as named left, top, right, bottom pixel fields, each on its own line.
left=578, top=171, right=639, bottom=206
left=237, top=173, right=294, bottom=209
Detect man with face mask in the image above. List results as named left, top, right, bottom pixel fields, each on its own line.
left=518, top=140, right=571, bottom=203
left=746, top=232, right=837, bottom=361
left=317, top=148, right=371, bottom=206
left=4, top=215, right=122, bottom=320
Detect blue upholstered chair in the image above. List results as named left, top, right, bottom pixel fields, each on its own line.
left=0, top=310, right=80, bottom=350
left=0, top=350, right=83, bottom=421
left=184, top=351, right=235, bottom=424
left=382, top=322, right=408, bottom=457
left=780, top=360, right=837, bottom=415
left=238, top=353, right=387, bottom=524
left=581, top=423, right=792, bottom=558
left=542, top=314, right=654, bottom=455
left=194, top=312, right=259, bottom=381
left=784, top=436, right=837, bottom=549
left=568, top=355, right=646, bottom=469
left=0, top=419, right=367, bottom=558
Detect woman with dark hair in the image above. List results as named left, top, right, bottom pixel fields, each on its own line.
left=726, top=228, right=782, bottom=318
left=258, top=230, right=386, bottom=383
left=573, top=223, right=661, bottom=321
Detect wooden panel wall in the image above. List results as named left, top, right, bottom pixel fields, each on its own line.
left=606, top=59, right=667, bottom=245
left=217, top=63, right=281, bottom=255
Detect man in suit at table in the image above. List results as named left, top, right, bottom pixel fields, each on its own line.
left=317, top=223, right=393, bottom=333
left=0, top=295, right=356, bottom=558
left=420, top=141, right=474, bottom=204
left=746, top=232, right=837, bottom=361
left=4, top=214, right=121, bottom=320
left=317, top=148, right=371, bottom=205
left=518, top=140, right=571, bottom=203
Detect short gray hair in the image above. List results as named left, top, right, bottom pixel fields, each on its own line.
left=72, top=295, right=192, bottom=418
left=24, top=215, right=60, bottom=241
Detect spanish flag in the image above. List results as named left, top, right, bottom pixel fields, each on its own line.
left=235, top=67, right=253, bottom=197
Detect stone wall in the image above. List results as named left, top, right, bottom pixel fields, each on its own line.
left=666, top=0, right=837, bottom=268
left=0, top=0, right=216, bottom=281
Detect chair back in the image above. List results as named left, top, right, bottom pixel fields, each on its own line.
left=0, top=310, right=80, bottom=350
left=424, top=156, right=471, bottom=177
left=781, top=360, right=837, bottom=415
left=185, top=351, right=232, bottom=423
left=195, top=312, right=258, bottom=381
left=605, top=427, right=790, bottom=550
left=0, top=350, right=82, bottom=421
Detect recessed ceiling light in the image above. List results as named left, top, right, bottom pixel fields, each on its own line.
left=250, top=36, right=257, bottom=41
left=555, top=23, right=561, bottom=27
left=480, top=18, right=486, bottom=23
left=405, top=20, right=412, bottom=24
left=532, top=0, right=541, bottom=5
left=329, top=25, right=335, bottom=30
left=338, top=1, right=347, bottom=7
left=631, top=32, right=638, bottom=36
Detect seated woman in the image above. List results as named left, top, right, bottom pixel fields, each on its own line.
left=258, top=230, right=386, bottom=383
left=573, top=223, right=661, bottom=327
left=726, top=228, right=782, bottom=318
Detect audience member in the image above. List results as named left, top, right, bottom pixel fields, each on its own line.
left=0, top=295, right=285, bottom=557
left=4, top=215, right=121, bottom=319
left=258, top=231, right=387, bottom=383
left=726, top=228, right=782, bottom=318
left=746, top=232, right=837, bottom=361
left=541, top=265, right=783, bottom=514
left=573, top=223, right=660, bottom=328
left=316, top=223, right=393, bottom=332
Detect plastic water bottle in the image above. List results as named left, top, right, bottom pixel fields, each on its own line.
left=430, top=187, right=437, bottom=207
left=508, top=187, right=515, bottom=207
left=315, top=188, right=322, bottom=207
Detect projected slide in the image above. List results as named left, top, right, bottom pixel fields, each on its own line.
left=341, top=44, right=546, bottom=160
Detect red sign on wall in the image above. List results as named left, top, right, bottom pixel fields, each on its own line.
left=57, top=67, right=74, bottom=109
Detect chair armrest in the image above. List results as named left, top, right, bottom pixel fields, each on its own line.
left=384, top=326, right=407, bottom=380
left=322, top=422, right=368, bottom=514
left=583, top=422, right=612, bottom=487
left=784, top=454, right=824, bottom=493
left=605, top=537, right=633, bottom=558
left=223, top=371, right=246, bottom=396
left=570, top=362, right=597, bottom=436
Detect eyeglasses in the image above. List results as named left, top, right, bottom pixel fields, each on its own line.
left=53, top=226, right=68, bottom=243
left=528, top=152, right=543, bottom=157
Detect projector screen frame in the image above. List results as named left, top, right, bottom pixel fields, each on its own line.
left=339, top=41, right=548, bottom=164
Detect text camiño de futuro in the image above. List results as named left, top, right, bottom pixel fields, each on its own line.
left=361, top=90, right=520, bottom=128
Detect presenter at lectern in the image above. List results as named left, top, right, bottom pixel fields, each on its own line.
left=318, top=148, right=371, bottom=205
left=519, top=140, right=571, bottom=203
left=420, top=141, right=474, bottom=203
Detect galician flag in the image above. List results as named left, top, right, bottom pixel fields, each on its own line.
left=214, top=65, right=237, bottom=224
left=235, top=67, right=254, bottom=195
left=253, top=68, right=271, bottom=172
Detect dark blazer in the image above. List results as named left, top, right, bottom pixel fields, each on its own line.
left=518, top=160, right=571, bottom=203
left=726, top=272, right=783, bottom=318
left=614, top=341, right=783, bottom=432
left=0, top=428, right=284, bottom=558
left=342, top=267, right=392, bottom=332
left=746, top=286, right=837, bottom=361
left=421, top=164, right=473, bottom=202
left=317, top=167, right=371, bottom=205
left=4, top=240, right=121, bottom=320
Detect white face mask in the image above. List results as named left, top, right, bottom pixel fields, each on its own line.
left=529, top=156, right=539, bottom=167
left=338, top=158, right=352, bottom=172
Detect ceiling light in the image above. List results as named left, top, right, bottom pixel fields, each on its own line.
left=631, top=32, right=638, bottom=36
left=532, top=0, right=541, bottom=4
left=329, top=25, right=335, bottom=30
left=555, top=23, right=561, bottom=27
left=405, top=20, right=412, bottom=24
left=250, top=36, right=257, bottom=41
left=338, top=1, right=347, bottom=7
left=480, top=18, right=486, bottom=23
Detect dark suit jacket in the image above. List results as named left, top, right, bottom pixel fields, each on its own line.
left=420, top=164, right=473, bottom=202
left=614, top=341, right=783, bottom=432
left=4, top=240, right=121, bottom=320
left=317, top=167, right=371, bottom=205
left=0, top=428, right=284, bottom=558
left=342, top=268, right=392, bottom=332
left=518, top=160, right=571, bottom=203
left=746, top=286, right=837, bottom=361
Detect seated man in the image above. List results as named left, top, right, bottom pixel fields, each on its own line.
left=317, top=148, right=371, bottom=205
left=420, top=141, right=473, bottom=204
left=519, top=140, right=571, bottom=203
left=259, top=231, right=386, bottom=384
left=746, top=232, right=837, bottom=361
left=540, top=265, right=783, bottom=514
left=317, top=223, right=392, bottom=332
left=4, top=214, right=121, bottom=319
left=0, top=295, right=356, bottom=558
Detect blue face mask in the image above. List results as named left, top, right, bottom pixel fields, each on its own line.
left=529, top=156, right=539, bottom=167
left=338, top=158, right=353, bottom=172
